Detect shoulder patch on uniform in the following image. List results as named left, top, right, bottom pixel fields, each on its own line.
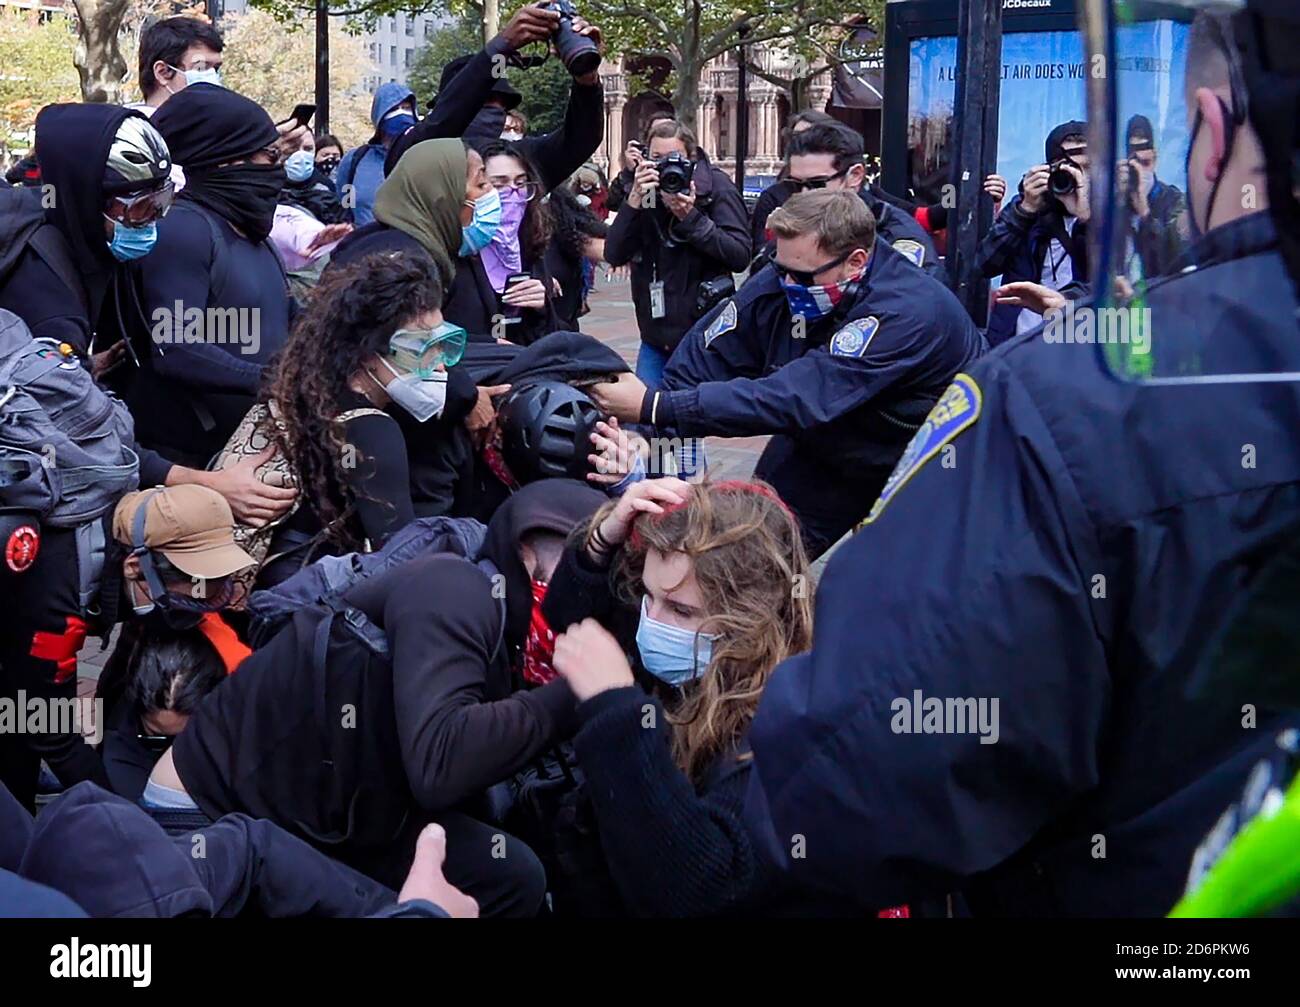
left=861, top=373, right=982, bottom=527
left=703, top=299, right=737, bottom=348
left=829, top=316, right=880, bottom=358
left=891, top=238, right=925, bottom=267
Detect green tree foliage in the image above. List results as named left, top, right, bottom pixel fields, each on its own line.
left=590, top=0, right=868, bottom=130
left=408, top=10, right=572, bottom=134
left=0, top=8, right=80, bottom=159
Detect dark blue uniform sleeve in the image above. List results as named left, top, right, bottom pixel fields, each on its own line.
left=662, top=298, right=767, bottom=391
left=877, top=204, right=946, bottom=284
left=655, top=313, right=927, bottom=437
left=742, top=351, right=1112, bottom=909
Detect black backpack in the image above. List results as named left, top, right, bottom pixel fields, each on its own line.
left=286, top=596, right=413, bottom=851
left=505, top=745, right=626, bottom=917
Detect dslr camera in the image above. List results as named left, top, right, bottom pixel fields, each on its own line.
left=1048, top=158, right=1080, bottom=197
left=654, top=152, right=695, bottom=195
left=539, top=0, right=601, bottom=77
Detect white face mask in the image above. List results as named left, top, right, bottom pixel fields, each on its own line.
left=165, top=64, right=222, bottom=93
left=372, top=359, right=447, bottom=423
left=501, top=130, right=524, bottom=142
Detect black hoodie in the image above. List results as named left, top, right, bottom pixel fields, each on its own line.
left=15, top=782, right=396, bottom=917
left=174, top=479, right=602, bottom=842
left=0, top=104, right=136, bottom=351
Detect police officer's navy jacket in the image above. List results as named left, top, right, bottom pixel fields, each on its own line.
left=750, top=185, right=946, bottom=285
left=656, top=240, right=985, bottom=492
left=744, top=212, right=1300, bottom=917
left=862, top=189, right=946, bottom=285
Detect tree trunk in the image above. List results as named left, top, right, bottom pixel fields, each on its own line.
left=315, top=0, right=330, bottom=134
left=71, top=0, right=132, bottom=103
left=791, top=76, right=810, bottom=113
left=672, top=62, right=700, bottom=134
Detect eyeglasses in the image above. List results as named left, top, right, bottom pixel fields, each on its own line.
left=168, top=59, right=220, bottom=74
left=776, top=247, right=856, bottom=287
left=789, top=169, right=848, bottom=193
left=489, top=179, right=540, bottom=202
left=388, top=322, right=468, bottom=376
left=106, top=180, right=175, bottom=226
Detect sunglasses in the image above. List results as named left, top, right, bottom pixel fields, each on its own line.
left=388, top=322, right=468, bottom=377
left=106, top=180, right=175, bottom=226
left=789, top=169, right=848, bottom=192
left=776, top=247, right=856, bottom=287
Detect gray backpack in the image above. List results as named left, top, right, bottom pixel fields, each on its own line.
left=0, top=309, right=139, bottom=526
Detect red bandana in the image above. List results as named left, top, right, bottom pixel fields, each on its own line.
left=520, top=579, right=557, bottom=685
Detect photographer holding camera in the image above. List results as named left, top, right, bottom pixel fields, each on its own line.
left=604, top=119, right=750, bottom=386
left=385, top=2, right=604, bottom=197
left=976, top=120, right=1091, bottom=346
left=1116, top=113, right=1187, bottom=281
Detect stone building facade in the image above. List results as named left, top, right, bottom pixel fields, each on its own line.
left=593, top=46, right=848, bottom=188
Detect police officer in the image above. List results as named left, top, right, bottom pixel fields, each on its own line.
left=743, top=0, right=1300, bottom=917
left=590, top=188, right=984, bottom=558
left=765, top=123, right=947, bottom=284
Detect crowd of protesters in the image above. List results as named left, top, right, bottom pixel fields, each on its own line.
left=4, top=1, right=1295, bottom=924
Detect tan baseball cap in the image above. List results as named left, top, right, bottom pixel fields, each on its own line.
left=112, top=485, right=255, bottom=580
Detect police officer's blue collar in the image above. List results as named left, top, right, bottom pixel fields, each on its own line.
left=1171, top=211, right=1278, bottom=274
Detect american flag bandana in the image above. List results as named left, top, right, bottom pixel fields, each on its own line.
left=781, top=267, right=864, bottom=322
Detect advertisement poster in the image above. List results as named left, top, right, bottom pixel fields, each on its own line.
left=906, top=20, right=1190, bottom=202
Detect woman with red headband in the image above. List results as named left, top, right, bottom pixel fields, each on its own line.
left=542, top=476, right=818, bottom=916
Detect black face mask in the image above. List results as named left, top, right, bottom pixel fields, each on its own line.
left=183, top=162, right=287, bottom=243
left=464, top=105, right=507, bottom=149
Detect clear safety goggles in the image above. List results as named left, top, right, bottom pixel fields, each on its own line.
left=386, top=322, right=468, bottom=377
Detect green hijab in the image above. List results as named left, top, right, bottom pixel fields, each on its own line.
left=373, top=137, right=466, bottom=285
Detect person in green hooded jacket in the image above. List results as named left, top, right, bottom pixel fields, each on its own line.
left=327, top=138, right=508, bottom=519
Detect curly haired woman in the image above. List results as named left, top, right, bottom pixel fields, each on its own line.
left=259, top=248, right=467, bottom=582
left=544, top=477, right=827, bottom=916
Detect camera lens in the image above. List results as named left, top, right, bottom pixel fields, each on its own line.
left=551, top=1, right=601, bottom=77
left=655, top=156, right=693, bottom=195
left=1049, top=165, right=1077, bottom=197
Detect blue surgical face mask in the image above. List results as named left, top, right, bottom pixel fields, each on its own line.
left=635, top=596, right=718, bottom=687
left=105, top=217, right=158, bottom=261
left=284, top=150, right=316, bottom=184
left=459, top=187, right=503, bottom=256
